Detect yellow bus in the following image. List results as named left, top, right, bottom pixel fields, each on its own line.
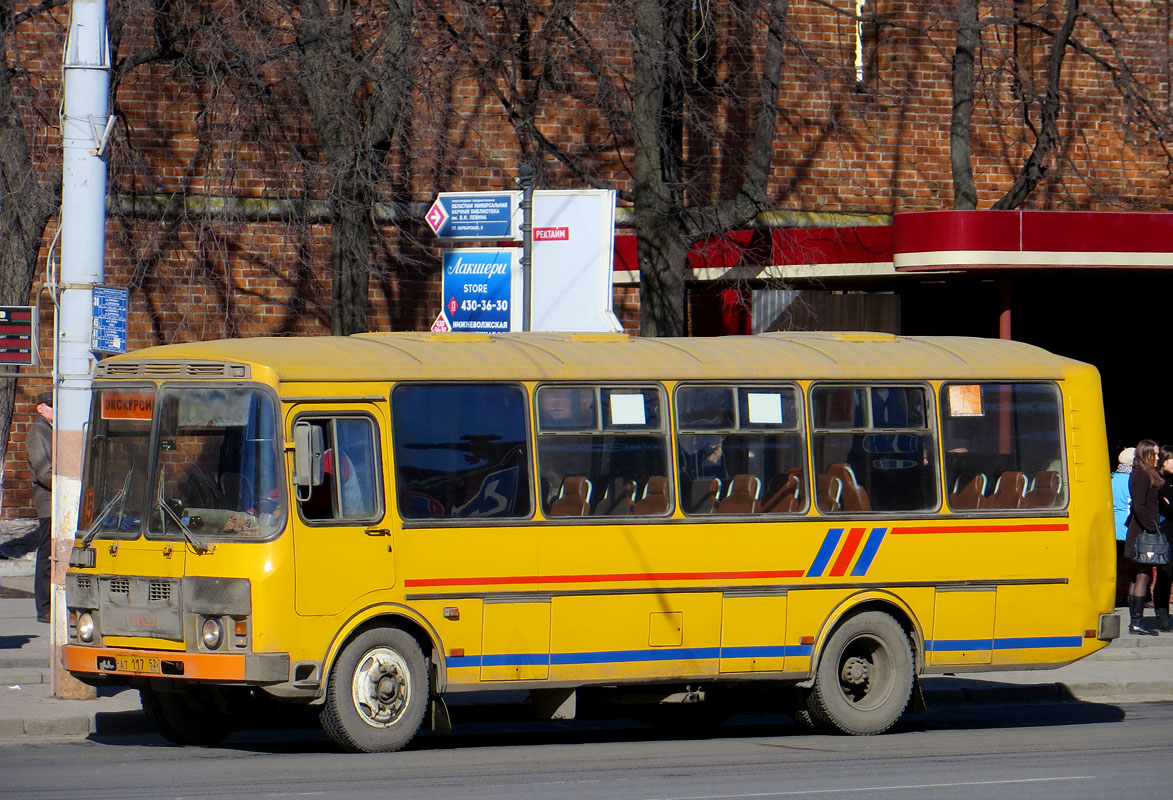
left=63, top=331, right=1118, bottom=751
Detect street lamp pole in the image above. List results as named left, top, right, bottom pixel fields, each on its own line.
left=53, top=0, right=112, bottom=698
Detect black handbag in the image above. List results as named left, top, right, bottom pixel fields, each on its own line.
left=1134, top=530, right=1171, bottom=565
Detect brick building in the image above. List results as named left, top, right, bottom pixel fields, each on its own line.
left=3, top=1, right=1172, bottom=517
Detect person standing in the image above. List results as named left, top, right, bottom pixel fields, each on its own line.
left=26, top=391, right=53, bottom=623
left=1125, top=439, right=1163, bottom=635
left=1112, top=447, right=1135, bottom=607
left=1155, top=445, right=1173, bottom=632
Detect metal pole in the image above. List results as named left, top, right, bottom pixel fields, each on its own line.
left=519, top=164, right=534, bottom=332
left=53, top=0, right=111, bottom=698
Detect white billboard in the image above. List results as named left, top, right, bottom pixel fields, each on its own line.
left=530, top=189, right=622, bottom=332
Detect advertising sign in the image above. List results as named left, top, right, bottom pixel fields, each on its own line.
left=426, top=192, right=522, bottom=240
left=441, top=248, right=522, bottom=332
left=531, top=189, right=622, bottom=332
left=0, top=306, right=36, bottom=366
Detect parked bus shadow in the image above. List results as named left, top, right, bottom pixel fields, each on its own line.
left=89, top=691, right=1132, bottom=754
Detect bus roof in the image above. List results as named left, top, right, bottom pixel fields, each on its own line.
left=93, top=331, right=1089, bottom=385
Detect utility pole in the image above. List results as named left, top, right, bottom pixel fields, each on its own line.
left=52, top=0, right=112, bottom=698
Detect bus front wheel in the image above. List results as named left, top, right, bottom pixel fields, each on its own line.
left=321, top=627, right=429, bottom=753
left=805, top=611, right=913, bottom=735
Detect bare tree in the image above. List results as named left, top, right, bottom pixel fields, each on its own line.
left=294, top=0, right=415, bottom=335
left=950, top=0, right=979, bottom=209
left=949, top=0, right=1172, bottom=210
left=0, top=0, right=67, bottom=475
left=428, top=0, right=791, bottom=337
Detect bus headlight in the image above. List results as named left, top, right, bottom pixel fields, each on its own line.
left=78, top=612, right=95, bottom=643
left=201, top=618, right=223, bottom=650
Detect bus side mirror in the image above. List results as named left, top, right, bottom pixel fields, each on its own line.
left=293, top=422, right=325, bottom=490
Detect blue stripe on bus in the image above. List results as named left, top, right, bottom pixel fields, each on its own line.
left=993, top=635, right=1082, bottom=650
left=807, top=528, right=844, bottom=577
left=446, top=644, right=815, bottom=669
left=850, top=527, right=887, bottom=576
left=926, top=638, right=992, bottom=652
left=927, top=635, right=1082, bottom=652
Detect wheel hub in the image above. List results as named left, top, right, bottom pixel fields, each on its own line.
left=352, top=647, right=411, bottom=728
left=841, top=655, right=871, bottom=687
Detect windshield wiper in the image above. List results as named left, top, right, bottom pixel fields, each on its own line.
left=156, top=498, right=215, bottom=555
left=156, top=473, right=215, bottom=555
left=80, top=489, right=126, bottom=548
left=80, top=467, right=136, bottom=547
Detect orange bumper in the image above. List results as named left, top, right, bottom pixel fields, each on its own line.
left=63, top=645, right=288, bottom=683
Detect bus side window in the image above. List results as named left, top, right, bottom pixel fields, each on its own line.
left=941, top=382, right=1066, bottom=512
left=297, top=416, right=382, bottom=522
left=675, top=384, right=806, bottom=516
left=392, top=384, right=532, bottom=521
left=535, top=384, right=670, bottom=518
left=811, top=383, right=938, bottom=514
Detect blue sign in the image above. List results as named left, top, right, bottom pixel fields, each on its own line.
left=426, top=191, right=521, bottom=240
left=442, top=249, right=516, bottom=332
left=91, top=285, right=128, bottom=354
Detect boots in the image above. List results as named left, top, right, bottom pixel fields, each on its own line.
left=1156, top=608, right=1173, bottom=633
left=1130, top=596, right=1157, bottom=636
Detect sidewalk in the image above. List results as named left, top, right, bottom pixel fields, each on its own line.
left=2, top=582, right=1172, bottom=741
left=0, top=519, right=38, bottom=580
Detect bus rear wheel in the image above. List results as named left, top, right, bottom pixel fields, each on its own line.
left=140, top=683, right=235, bottom=746
left=321, top=627, right=429, bottom=753
left=805, top=611, right=913, bottom=735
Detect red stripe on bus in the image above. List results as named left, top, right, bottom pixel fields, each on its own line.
left=405, top=569, right=806, bottom=588
left=890, top=523, right=1069, bottom=535
left=828, top=527, right=866, bottom=577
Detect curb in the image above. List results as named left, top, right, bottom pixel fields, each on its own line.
left=0, top=709, right=151, bottom=740
left=0, top=560, right=35, bottom=578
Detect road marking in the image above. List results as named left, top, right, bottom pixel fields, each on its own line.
left=648, top=775, right=1095, bottom=799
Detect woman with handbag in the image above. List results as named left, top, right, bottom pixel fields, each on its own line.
left=1153, top=445, right=1173, bottom=632
left=1126, top=439, right=1166, bottom=635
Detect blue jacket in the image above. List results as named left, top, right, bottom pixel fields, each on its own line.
left=1111, top=471, right=1131, bottom=542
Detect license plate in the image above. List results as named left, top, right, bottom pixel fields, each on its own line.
left=98, top=654, right=161, bottom=674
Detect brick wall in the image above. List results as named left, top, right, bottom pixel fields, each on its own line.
left=4, top=0, right=1171, bottom=516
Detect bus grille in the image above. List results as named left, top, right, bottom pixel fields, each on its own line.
left=97, top=575, right=182, bottom=640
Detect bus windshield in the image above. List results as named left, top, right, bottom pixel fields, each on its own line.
left=82, top=386, right=286, bottom=540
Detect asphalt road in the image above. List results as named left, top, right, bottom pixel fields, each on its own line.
left=0, top=701, right=1166, bottom=800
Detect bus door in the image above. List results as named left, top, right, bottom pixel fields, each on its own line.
left=290, top=405, right=394, bottom=616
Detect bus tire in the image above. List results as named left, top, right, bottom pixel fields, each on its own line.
left=321, top=627, right=429, bottom=753
left=783, top=688, right=818, bottom=730
left=140, top=684, right=234, bottom=746
left=805, top=611, right=913, bottom=735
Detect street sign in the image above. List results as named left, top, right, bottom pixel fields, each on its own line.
left=426, top=191, right=522, bottom=240
left=441, top=248, right=520, bottom=332
left=91, top=285, right=129, bottom=355
left=0, top=306, right=36, bottom=366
